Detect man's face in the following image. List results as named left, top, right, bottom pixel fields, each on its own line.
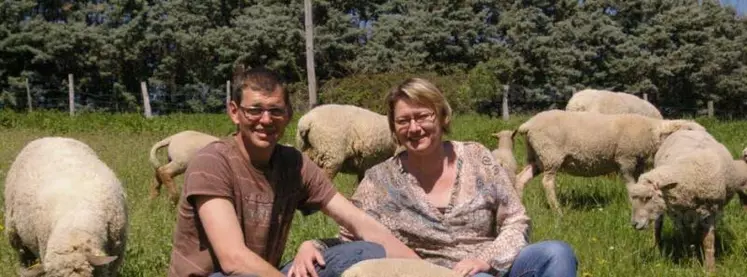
left=229, top=86, right=290, bottom=151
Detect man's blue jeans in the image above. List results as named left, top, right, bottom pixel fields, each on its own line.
left=208, top=241, right=385, bottom=277
left=278, top=241, right=386, bottom=277
left=210, top=240, right=577, bottom=277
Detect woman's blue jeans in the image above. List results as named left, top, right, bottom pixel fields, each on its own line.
left=478, top=240, right=578, bottom=277
left=209, top=240, right=577, bottom=277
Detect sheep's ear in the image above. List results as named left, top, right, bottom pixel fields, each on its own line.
left=20, top=264, right=44, bottom=277
left=490, top=133, right=499, bottom=138
left=87, top=255, right=118, bottom=266
left=657, top=182, right=678, bottom=192
left=511, top=130, right=517, bottom=139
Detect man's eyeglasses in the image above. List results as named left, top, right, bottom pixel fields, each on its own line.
left=394, top=112, right=436, bottom=129
left=238, top=105, right=287, bottom=120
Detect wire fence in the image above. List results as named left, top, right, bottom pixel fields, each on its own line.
left=6, top=76, right=747, bottom=120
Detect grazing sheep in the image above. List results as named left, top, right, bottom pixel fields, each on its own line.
left=732, top=159, right=747, bottom=211
left=149, top=130, right=219, bottom=204
left=566, top=89, right=663, bottom=119
left=490, top=130, right=518, bottom=184
left=514, top=110, right=705, bottom=214
left=296, top=104, right=398, bottom=182
left=341, top=258, right=460, bottom=277
left=4, top=137, right=127, bottom=277
left=627, top=130, right=740, bottom=273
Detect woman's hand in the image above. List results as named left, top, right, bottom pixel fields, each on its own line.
left=452, top=258, right=491, bottom=276
left=287, top=240, right=325, bottom=277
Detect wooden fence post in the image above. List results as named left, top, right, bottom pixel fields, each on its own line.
left=304, top=0, right=317, bottom=109
left=707, top=100, right=714, bottom=118
left=68, top=74, right=74, bottom=116
left=643, top=93, right=648, bottom=102
left=226, top=80, right=231, bottom=110
left=502, top=84, right=510, bottom=121
left=141, top=81, right=152, bottom=118
left=26, top=78, right=32, bottom=112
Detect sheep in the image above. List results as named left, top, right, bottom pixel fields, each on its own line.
left=341, top=258, right=461, bottom=277
left=566, top=89, right=663, bottom=119
left=732, top=159, right=747, bottom=211
left=490, top=130, right=518, bottom=184
left=627, top=130, right=741, bottom=273
left=742, top=147, right=747, bottom=161
left=514, top=109, right=706, bottom=215
left=4, top=137, right=127, bottom=277
left=149, top=130, right=219, bottom=204
left=296, top=104, right=398, bottom=182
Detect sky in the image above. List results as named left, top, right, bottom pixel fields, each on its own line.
left=720, top=0, right=747, bottom=15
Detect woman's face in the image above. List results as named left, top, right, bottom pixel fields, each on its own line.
left=392, top=98, right=444, bottom=157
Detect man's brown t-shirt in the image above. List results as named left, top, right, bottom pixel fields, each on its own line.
left=168, top=136, right=337, bottom=277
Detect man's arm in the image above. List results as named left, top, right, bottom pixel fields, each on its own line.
left=321, top=193, right=420, bottom=259
left=196, top=196, right=285, bottom=277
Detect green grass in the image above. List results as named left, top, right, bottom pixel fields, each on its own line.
left=1, top=110, right=746, bottom=277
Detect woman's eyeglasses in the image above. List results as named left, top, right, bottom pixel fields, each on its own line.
left=394, top=112, right=436, bottom=129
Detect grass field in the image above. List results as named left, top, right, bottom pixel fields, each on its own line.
left=0, top=110, right=746, bottom=277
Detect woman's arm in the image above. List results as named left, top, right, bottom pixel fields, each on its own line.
left=472, top=148, right=532, bottom=271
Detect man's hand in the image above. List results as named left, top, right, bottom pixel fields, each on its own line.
left=452, top=258, right=491, bottom=277
left=287, top=241, right=326, bottom=277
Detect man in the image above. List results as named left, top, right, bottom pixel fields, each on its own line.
left=168, top=66, right=418, bottom=277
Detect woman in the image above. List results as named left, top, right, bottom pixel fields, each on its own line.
left=288, top=78, right=577, bottom=277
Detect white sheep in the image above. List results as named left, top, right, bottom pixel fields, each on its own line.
left=296, top=104, right=398, bottom=182
left=732, top=159, right=747, bottom=211
left=4, top=137, right=127, bottom=277
left=742, top=147, right=747, bottom=161
left=341, top=258, right=461, bottom=277
left=566, top=89, right=663, bottom=119
left=627, top=130, right=741, bottom=273
left=490, top=130, right=518, bottom=184
left=514, top=109, right=705, bottom=214
left=149, top=130, right=219, bottom=204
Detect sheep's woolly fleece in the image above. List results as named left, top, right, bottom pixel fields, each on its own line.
left=517, top=109, right=704, bottom=181
left=296, top=104, right=397, bottom=181
left=4, top=137, right=127, bottom=277
left=631, top=130, right=735, bottom=226
left=566, top=89, right=663, bottom=119
left=341, top=258, right=461, bottom=277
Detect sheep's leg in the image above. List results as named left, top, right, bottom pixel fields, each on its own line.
left=701, top=218, right=716, bottom=274
left=324, top=166, right=340, bottom=183
left=654, top=214, right=664, bottom=250
left=157, top=162, right=186, bottom=204
left=619, top=159, right=641, bottom=186
left=514, top=164, right=536, bottom=198
left=149, top=168, right=164, bottom=200
left=738, top=190, right=747, bottom=211
left=541, top=170, right=562, bottom=215
left=7, top=225, right=37, bottom=268
left=356, top=172, right=365, bottom=184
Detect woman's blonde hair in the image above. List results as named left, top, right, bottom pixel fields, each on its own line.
left=385, top=78, right=453, bottom=135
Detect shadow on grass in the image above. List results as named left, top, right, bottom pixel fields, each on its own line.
left=558, top=191, right=616, bottom=211
left=637, top=222, right=737, bottom=267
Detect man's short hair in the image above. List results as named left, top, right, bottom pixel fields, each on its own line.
left=231, top=65, right=293, bottom=117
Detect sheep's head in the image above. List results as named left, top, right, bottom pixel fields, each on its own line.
left=491, top=130, right=516, bottom=149
left=628, top=174, right=676, bottom=230
left=655, top=119, right=706, bottom=142
left=742, top=147, right=747, bottom=162
left=42, top=250, right=118, bottom=277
